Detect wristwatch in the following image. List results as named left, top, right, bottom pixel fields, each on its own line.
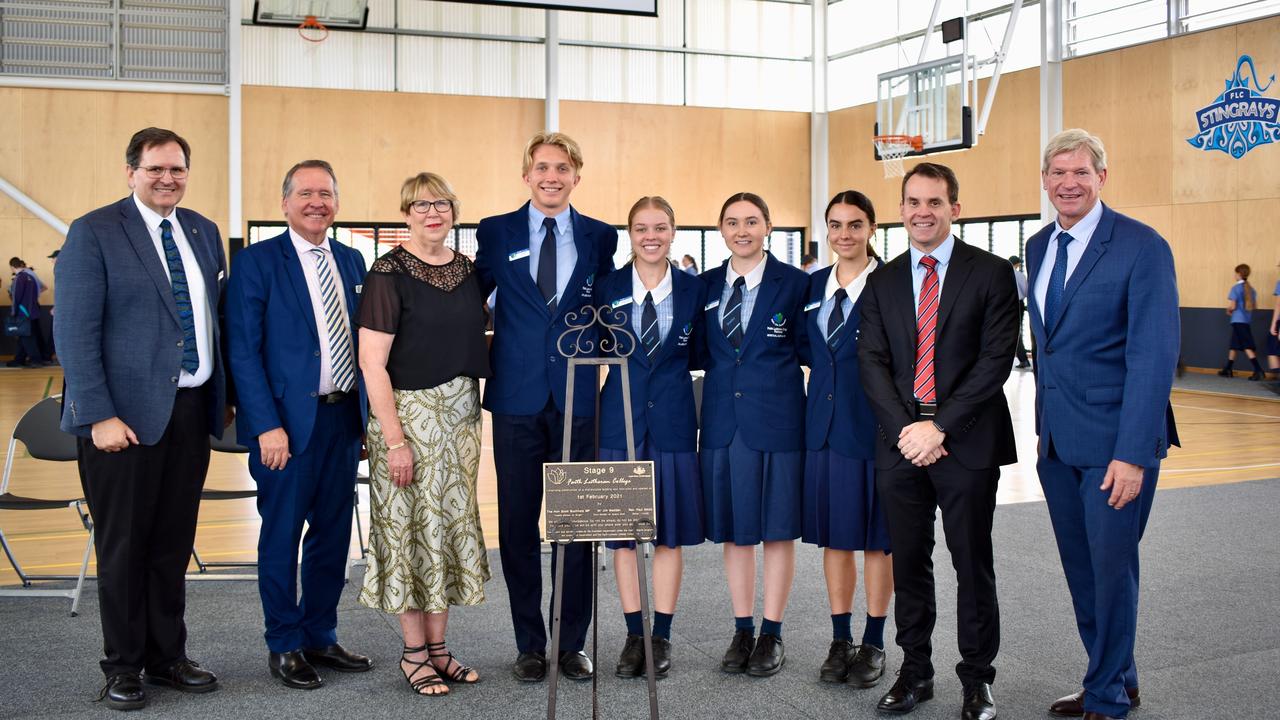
left=931, top=420, right=946, bottom=434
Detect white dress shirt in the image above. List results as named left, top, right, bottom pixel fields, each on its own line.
left=1034, top=201, right=1104, bottom=321
left=817, top=259, right=879, bottom=337
left=721, top=253, right=769, bottom=327
left=289, top=229, right=352, bottom=395
left=133, top=195, right=212, bottom=388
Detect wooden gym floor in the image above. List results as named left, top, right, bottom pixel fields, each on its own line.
left=1, top=366, right=1277, bottom=586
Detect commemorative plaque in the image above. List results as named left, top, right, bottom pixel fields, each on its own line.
left=542, top=461, right=656, bottom=543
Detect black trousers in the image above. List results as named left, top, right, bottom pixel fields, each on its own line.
left=78, top=387, right=211, bottom=677
left=876, top=456, right=1000, bottom=687
left=1015, top=302, right=1029, bottom=364
left=491, top=398, right=595, bottom=655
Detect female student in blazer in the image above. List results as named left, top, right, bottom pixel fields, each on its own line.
left=699, top=192, right=810, bottom=678
left=802, top=191, right=894, bottom=689
left=596, top=196, right=706, bottom=680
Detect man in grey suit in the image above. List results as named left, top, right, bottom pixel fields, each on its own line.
left=56, top=127, right=229, bottom=711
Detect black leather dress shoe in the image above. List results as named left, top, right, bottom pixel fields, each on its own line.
left=877, top=675, right=934, bottom=714
left=848, top=644, right=886, bottom=688
left=269, top=650, right=323, bottom=690
left=304, top=644, right=372, bottom=672
left=819, top=639, right=855, bottom=683
left=513, top=652, right=547, bottom=682
left=720, top=629, right=755, bottom=674
left=559, top=651, right=594, bottom=680
left=99, top=673, right=145, bottom=711
left=144, top=659, right=219, bottom=693
left=616, top=635, right=645, bottom=677
left=746, top=633, right=785, bottom=677
left=650, top=637, right=672, bottom=677
left=962, top=682, right=997, bottom=720
left=1050, top=688, right=1140, bottom=718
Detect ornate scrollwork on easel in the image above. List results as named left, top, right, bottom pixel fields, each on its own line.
left=556, top=304, right=637, bottom=359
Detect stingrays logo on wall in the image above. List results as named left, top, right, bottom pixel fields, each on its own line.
left=1186, top=55, right=1279, bottom=159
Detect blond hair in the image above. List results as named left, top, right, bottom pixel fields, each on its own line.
left=1042, top=129, right=1107, bottom=174
left=522, top=132, right=584, bottom=175
left=627, top=196, right=676, bottom=229
left=399, top=171, right=460, bottom=220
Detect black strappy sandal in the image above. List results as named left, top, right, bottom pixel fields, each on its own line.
left=427, top=641, right=480, bottom=684
left=401, top=644, right=448, bottom=696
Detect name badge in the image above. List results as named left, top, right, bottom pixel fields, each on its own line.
left=355, top=284, right=363, bottom=294
left=803, top=300, right=821, bottom=312
left=508, top=248, right=531, bottom=262
left=704, top=299, right=720, bottom=312
left=611, top=296, right=633, bottom=309
left=217, top=270, right=225, bottom=281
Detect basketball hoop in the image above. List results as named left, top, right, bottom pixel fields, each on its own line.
left=873, top=134, right=924, bottom=178
left=297, top=15, right=329, bottom=43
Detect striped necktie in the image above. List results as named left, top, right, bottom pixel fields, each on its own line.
left=309, top=247, right=355, bottom=392
left=913, top=255, right=940, bottom=403
left=1044, top=231, right=1074, bottom=335
left=159, top=219, right=198, bottom=373
left=722, top=276, right=746, bottom=350
left=641, top=291, right=660, bottom=360
left=827, top=288, right=849, bottom=351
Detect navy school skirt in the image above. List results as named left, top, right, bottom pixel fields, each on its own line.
left=701, top=430, right=803, bottom=546
left=802, top=447, right=891, bottom=552
left=600, top=437, right=704, bottom=550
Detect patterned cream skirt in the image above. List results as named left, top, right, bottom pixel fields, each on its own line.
left=358, top=376, right=490, bottom=614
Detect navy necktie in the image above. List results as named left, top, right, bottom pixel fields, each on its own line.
left=159, top=219, right=198, bottom=373
left=1044, top=231, right=1074, bottom=334
left=537, top=216, right=558, bottom=315
left=723, top=276, right=746, bottom=350
left=641, top=292, right=660, bottom=360
left=827, top=288, right=848, bottom=351
left=310, top=248, right=355, bottom=392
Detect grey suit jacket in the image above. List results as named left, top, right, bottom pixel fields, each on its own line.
left=55, top=196, right=228, bottom=444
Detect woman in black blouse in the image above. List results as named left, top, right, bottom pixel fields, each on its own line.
left=356, top=172, right=491, bottom=697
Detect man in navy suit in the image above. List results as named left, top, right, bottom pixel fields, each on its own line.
left=474, top=132, right=618, bottom=682
left=227, top=160, right=371, bottom=690
left=57, top=127, right=227, bottom=710
left=858, top=162, right=1018, bottom=720
left=1028, top=130, right=1179, bottom=720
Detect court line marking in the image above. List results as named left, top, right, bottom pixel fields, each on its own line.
left=1164, top=462, right=1280, bottom=474
left=1170, top=403, right=1280, bottom=420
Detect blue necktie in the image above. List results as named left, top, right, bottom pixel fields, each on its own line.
left=827, top=288, right=849, bottom=351
left=723, top=276, right=746, bottom=350
left=310, top=248, right=355, bottom=392
left=1044, top=231, right=1074, bottom=335
left=537, top=217, right=558, bottom=315
left=159, top=219, right=198, bottom=373
left=641, top=291, right=660, bottom=360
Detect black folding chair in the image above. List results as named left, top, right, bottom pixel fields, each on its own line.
left=0, top=395, right=94, bottom=616
left=188, top=423, right=257, bottom=581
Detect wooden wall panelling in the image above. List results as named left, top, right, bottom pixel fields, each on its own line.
left=1232, top=17, right=1280, bottom=202
left=1169, top=25, right=1241, bottom=205
left=1236, top=198, right=1280, bottom=310
left=1170, top=200, right=1238, bottom=308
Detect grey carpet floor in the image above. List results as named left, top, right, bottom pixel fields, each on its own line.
left=2, top=478, right=1278, bottom=720
left=1171, top=371, right=1279, bottom=400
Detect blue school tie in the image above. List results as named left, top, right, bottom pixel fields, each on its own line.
left=309, top=247, right=355, bottom=392
left=722, top=276, right=745, bottom=350
left=1044, top=231, right=1074, bottom=335
left=537, top=217, right=558, bottom=315
left=826, top=288, right=848, bottom=351
left=641, top=292, right=660, bottom=360
left=159, top=219, right=199, bottom=373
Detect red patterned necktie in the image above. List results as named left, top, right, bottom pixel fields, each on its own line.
left=913, top=255, right=939, bottom=403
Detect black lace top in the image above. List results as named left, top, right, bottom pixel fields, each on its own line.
left=358, top=246, right=491, bottom=390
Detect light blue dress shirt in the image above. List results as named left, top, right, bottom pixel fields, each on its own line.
left=908, top=234, right=956, bottom=314
left=816, top=259, right=879, bottom=340
left=1034, top=200, right=1103, bottom=321
left=719, top=253, right=769, bottom=329
left=526, top=205, right=578, bottom=304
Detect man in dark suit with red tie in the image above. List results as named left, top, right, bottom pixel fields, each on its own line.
left=858, top=162, right=1019, bottom=720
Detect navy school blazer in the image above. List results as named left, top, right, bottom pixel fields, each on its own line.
left=698, top=253, right=810, bottom=452
left=803, top=265, right=879, bottom=459
left=594, top=264, right=706, bottom=453
left=473, top=202, right=618, bottom=418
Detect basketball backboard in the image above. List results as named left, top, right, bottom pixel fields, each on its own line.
left=252, top=0, right=369, bottom=31
left=875, top=54, right=975, bottom=160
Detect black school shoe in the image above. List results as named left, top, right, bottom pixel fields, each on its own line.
left=720, top=629, right=756, bottom=673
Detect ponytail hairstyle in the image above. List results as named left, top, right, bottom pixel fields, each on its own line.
left=1235, top=263, right=1255, bottom=312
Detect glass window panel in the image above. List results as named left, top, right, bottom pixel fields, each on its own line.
left=766, top=229, right=803, bottom=267
left=1066, top=0, right=1167, bottom=57
left=704, top=228, right=732, bottom=271
left=612, top=229, right=632, bottom=270
left=334, top=227, right=379, bottom=270
left=885, top=226, right=909, bottom=260
left=671, top=230, right=705, bottom=274
left=1182, top=0, right=1280, bottom=32
left=991, top=220, right=1021, bottom=261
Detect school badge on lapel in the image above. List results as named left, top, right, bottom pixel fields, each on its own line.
left=765, top=312, right=788, bottom=339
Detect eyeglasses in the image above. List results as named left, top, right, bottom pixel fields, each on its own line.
left=135, top=165, right=189, bottom=179
left=410, top=199, right=453, bottom=214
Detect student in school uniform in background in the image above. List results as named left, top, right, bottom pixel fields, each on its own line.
left=1219, top=263, right=1264, bottom=381
left=596, top=196, right=707, bottom=680
left=699, top=192, right=810, bottom=678
left=802, top=191, right=894, bottom=690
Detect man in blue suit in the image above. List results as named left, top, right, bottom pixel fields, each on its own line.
left=57, top=127, right=227, bottom=710
left=474, top=132, right=618, bottom=682
left=1027, top=130, right=1179, bottom=720
left=226, top=160, right=371, bottom=690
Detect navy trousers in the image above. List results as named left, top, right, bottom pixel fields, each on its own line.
left=491, top=399, right=594, bottom=655
left=1038, top=451, right=1158, bottom=720
left=250, top=398, right=361, bottom=654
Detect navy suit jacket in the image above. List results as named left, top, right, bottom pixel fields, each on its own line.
left=474, top=202, right=618, bottom=418
left=594, top=264, right=706, bottom=453
left=1026, top=204, right=1180, bottom=468
left=226, top=230, right=368, bottom=454
left=698, top=253, right=810, bottom=452
left=56, top=196, right=228, bottom=444
left=804, top=265, right=878, bottom=459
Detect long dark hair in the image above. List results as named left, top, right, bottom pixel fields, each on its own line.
left=825, top=190, right=880, bottom=260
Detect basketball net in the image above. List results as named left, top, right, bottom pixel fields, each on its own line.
left=298, top=15, right=329, bottom=43
left=873, top=135, right=924, bottom=178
